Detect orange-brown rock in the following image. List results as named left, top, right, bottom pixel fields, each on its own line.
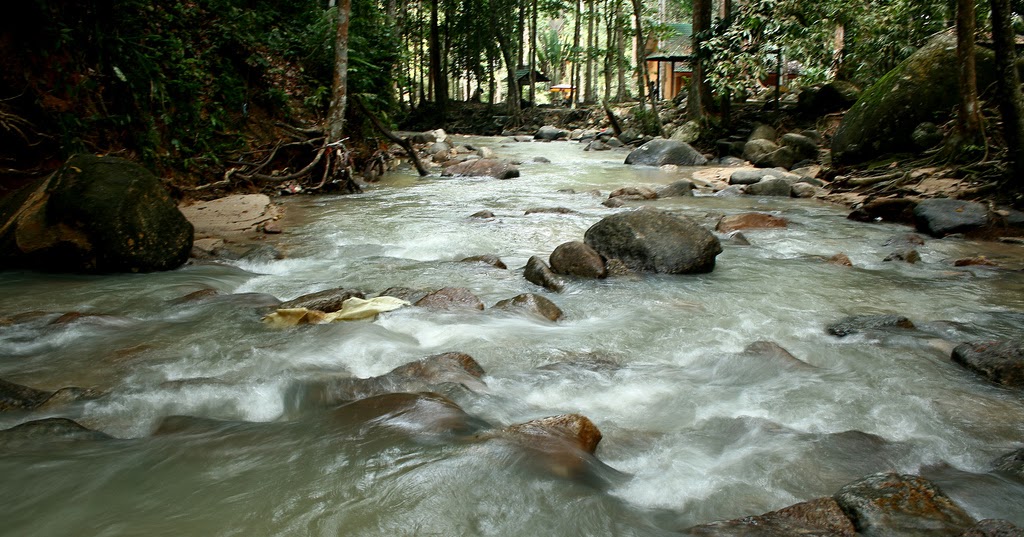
left=716, top=213, right=789, bottom=233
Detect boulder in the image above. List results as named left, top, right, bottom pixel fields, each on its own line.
left=951, top=340, right=1024, bottom=388
left=329, top=392, right=483, bottom=437
left=993, top=448, right=1024, bottom=478
left=791, top=182, right=820, bottom=198
left=671, top=120, right=702, bottom=144
left=912, top=122, right=945, bottom=150
left=609, top=186, right=658, bottom=200
left=492, top=293, right=564, bottom=322
left=716, top=213, right=789, bottom=233
left=958, top=520, right=1024, bottom=537
left=549, top=241, right=607, bottom=279
left=605, top=137, right=624, bottom=148
left=743, top=139, right=779, bottom=164
left=781, top=133, right=820, bottom=162
left=625, top=139, right=708, bottom=167
left=535, top=125, right=568, bottom=141
left=442, top=158, right=520, bottom=179
left=414, top=287, right=485, bottom=311
left=524, top=207, right=579, bottom=215
left=848, top=198, right=919, bottom=224
left=617, top=129, right=643, bottom=145
left=602, top=197, right=626, bottom=208
left=427, top=141, right=451, bottom=155
left=494, top=414, right=602, bottom=455
left=657, top=180, right=696, bottom=198
left=0, top=418, right=111, bottom=445
left=833, top=473, right=976, bottom=536
left=749, top=124, right=777, bottom=142
left=827, top=315, right=915, bottom=337
left=583, top=208, right=722, bottom=274
left=797, top=81, right=861, bottom=116
left=470, top=210, right=496, bottom=219
left=756, top=146, right=797, bottom=170
left=745, top=178, right=793, bottom=197
left=0, top=154, right=193, bottom=272
left=524, top=255, right=565, bottom=292
left=0, top=377, right=52, bottom=411
left=730, top=169, right=800, bottom=185
left=914, top=199, right=989, bottom=237
left=682, top=497, right=855, bottom=536
left=883, top=249, right=921, bottom=263
left=460, top=254, right=508, bottom=269
left=584, top=140, right=610, bottom=151
left=279, top=287, right=366, bottom=313
left=832, top=31, right=997, bottom=164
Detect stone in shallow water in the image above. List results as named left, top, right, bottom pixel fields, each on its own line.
left=826, top=315, right=915, bottom=337
left=951, top=340, right=1024, bottom=388
left=492, top=293, right=564, bottom=322
left=833, top=472, right=975, bottom=537
left=681, top=497, right=856, bottom=536
left=584, top=208, right=722, bottom=274
left=523, top=255, right=565, bottom=292
left=549, top=241, right=606, bottom=279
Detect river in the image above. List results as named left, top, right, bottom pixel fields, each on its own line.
left=1, top=136, right=1023, bottom=536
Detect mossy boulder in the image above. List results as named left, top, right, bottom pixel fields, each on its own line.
left=832, top=31, right=996, bottom=165
left=0, top=154, right=193, bottom=272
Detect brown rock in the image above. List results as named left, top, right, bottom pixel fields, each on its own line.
left=460, top=254, right=507, bottom=269
left=833, top=473, right=976, bottom=536
left=499, top=414, right=603, bottom=454
left=848, top=198, right=919, bottom=224
left=280, top=287, right=366, bottom=313
left=717, top=213, right=789, bottom=233
left=958, top=520, right=1024, bottom=537
left=524, top=255, right=565, bottom=292
left=828, top=253, right=854, bottom=267
left=0, top=378, right=52, bottom=412
left=414, top=287, right=485, bottom=310
left=549, top=241, right=607, bottom=279
left=442, top=158, right=520, bottom=179
left=609, top=186, right=658, bottom=200
left=261, top=220, right=283, bottom=234
left=493, top=293, right=564, bottom=322
left=683, top=497, right=856, bottom=536
left=741, top=341, right=814, bottom=368
left=951, top=339, right=1024, bottom=388
left=884, top=249, right=921, bottom=263
left=524, top=207, right=579, bottom=215
left=470, top=210, right=495, bottom=219
left=954, top=256, right=998, bottom=267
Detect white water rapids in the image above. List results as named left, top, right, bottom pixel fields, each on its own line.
left=1, top=137, right=1023, bottom=536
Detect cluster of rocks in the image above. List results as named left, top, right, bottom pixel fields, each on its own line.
left=407, top=128, right=521, bottom=179
left=850, top=197, right=1024, bottom=240
left=523, top=208, right=723, bottom=292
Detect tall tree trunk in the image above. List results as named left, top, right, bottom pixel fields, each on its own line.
left=585, top=0, right=595, bottom=104
left=630, top=0, right=661, bottom=135
left=496, top=32, right=522, bottom=120
left=990, top=0, right=1024, bottom=178
left=571, top=0, right=582, bottom=107
left=529, top=0, right=537, bottom=105
left=952, top=0, right=983, bottom=149
left=327, top=0, right=351, bottom=143
left=615, top=0, right=626, bottom=101
left=720, top=0, right=732, bottom=129
left=603, top=0, right=613, bottom=102
left=688, top=0, right=711, bottom=120
left=429, top=0, right=447, bottom=119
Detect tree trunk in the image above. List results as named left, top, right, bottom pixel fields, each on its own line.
left=428, top=0, right=447, bottom=118
left=585, top=0, right=595, bottom=104
left=327, top=0, right=351, bottom=143
left=630, top=0, right=661, bottom=135
left=603, top=0, right=613, bottom=103
left=496, top=32, right=522, bottom=120
left=529, top=0, right=537, bottom=105
left=571, top=0, right=582, bottom=107
left=615, top=0, right=626, bottom=101
left=688, top=0, right=711, bottom=121
left=953, top=0, right=983, bottom=146
left=990, top=0, right=1024, bottom=178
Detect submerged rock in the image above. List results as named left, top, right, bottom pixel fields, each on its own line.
left=279, top=287, right=366, bottom=313
left=993, top=448, right=1024, bottom=478
left=583, top=208, right=722, bottom=274
left=0, top=378, right=100, bottom=412
left=460, top=254, right=508, bottom=269
left=657, top=180, right=696, bottom=198
left=682, top=497, right=856, bottom=536
left=716, top=213, right=789, bottom=233
left=827, top=315, right=915, bottom=337
left=848, top=198, right=919, bottom=225
left=0, top=418, right=112, bottom=445
left=442, top=158, right=520, bottom=179
left=549, top=241, right=607, bottom=279
left=951, top=340, right=1024, bottom=388
left=492, top=293, right=564, bottom=322
left=330, top=392, right=484, bottom=438
left=833, top=472, right=975, bottom=536
left=740, top=341, right=813, bottom=369
left=958, top=520, right=1024, bottom=537
left=609, top=186, right=658, bottom=201
left=414, top=287, right=485, bottom=311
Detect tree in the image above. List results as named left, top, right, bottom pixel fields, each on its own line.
left=990, top=0, right=1024, bottom=180
left=328, top=0, right=352, bottom=143
left=688, top=0, right=711, bottom=120
left=948, top=0, right=984, bottom=155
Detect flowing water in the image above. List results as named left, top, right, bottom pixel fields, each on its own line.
left=2, top=137, right=1023, bottom=536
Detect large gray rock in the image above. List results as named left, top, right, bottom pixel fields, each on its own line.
left=657, top=180, right=696, bottom=198
left=951, top=339, right=1024, bottom=388
left=492, top=293, right=564, bottom=322
left=0, top=154, right=193, bottom=272
left=833, top=473, right=975, bottom=536
left=914, top=199, right=989, bottom=237
left=583, top=208, right=722, bottom=274
left=743, top=139, right=779, bottom=164
left=625, top=139, right=708, bottom=167
left=781, top=133, right=820, bottom=162
left=832, top=31, right=997, bottom=164
left=442, top=158, right=520, bottom=179
left=746, top=178, right=793, bottom=197
left=958, top=520, right=1024, bottom=537
left=535, top=125, right=568, bottom=141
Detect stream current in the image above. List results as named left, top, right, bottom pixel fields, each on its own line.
left=1, top=137, right=1023, bottom=536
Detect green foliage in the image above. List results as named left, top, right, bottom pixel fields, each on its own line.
left=632, top=106, right=661, bottom=136
left=704, top=0, right=952, bottom=96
